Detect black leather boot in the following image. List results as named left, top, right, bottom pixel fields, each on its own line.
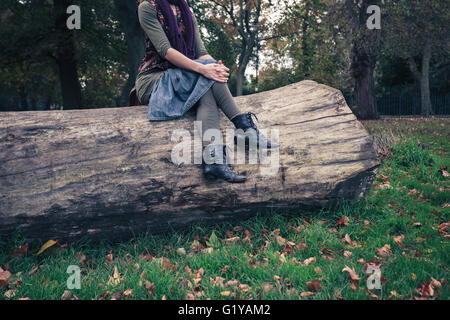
left=231, top=112, right=279, bottom=148
left=202, top=144, right=247, bottom=183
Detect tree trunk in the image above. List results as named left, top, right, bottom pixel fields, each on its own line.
left=53, top=0, right=83, bottom=109
left=0, top=81, right=379, bottom=242
left=351, top=48, right=378, bottom=120
left=235, top=67, right=244, bottom=96
left=113, top=0, right=145, bottom=107
left=420, top=41, right=433, bottom=116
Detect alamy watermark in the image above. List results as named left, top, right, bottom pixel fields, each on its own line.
left=365, top=264, right=382, bottom=290
left=66, top=5, right=81, bottom=30
left=66, top=265, right=81, bottom=289
left=367, top=5, right=381, bottom=30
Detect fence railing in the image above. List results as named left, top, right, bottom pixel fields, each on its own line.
left=345, top=94, right=450, bottom=116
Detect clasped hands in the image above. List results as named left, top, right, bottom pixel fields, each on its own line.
left=198, top=54, right=229, bottom=83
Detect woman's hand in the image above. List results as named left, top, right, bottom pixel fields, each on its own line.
left=200, top=63, right=230, bottom=83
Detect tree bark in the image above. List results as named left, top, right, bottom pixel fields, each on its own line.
left=113, top=0, right=145, bottom=107
left=348, top=0, right=380, bottom=120
left=0, top=81, right=379, bottom=242
left=351, top=48, right=378, bottom=120
left=420, top=41, right=433, bottom=116
left=407, top=40, right=434, bottom=117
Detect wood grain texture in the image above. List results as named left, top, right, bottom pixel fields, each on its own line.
left=0, top=80, right=379, bottom=242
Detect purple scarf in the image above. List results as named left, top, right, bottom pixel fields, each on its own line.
left=155, top=0, right=196, bottom=65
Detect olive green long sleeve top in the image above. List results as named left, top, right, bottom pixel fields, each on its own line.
left=135, top=1, right=209, bottom=104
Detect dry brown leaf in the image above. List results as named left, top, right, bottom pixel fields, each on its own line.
left=61, top=290, right=72, bottom=300
left=123, top=288, right=133, bottom=299
left=306, top=281, right=322, bottom=292
left=375, top=244, right=392, bottom=257
left=342, top=265, right=360, bottom=282
left=393, top=235, right=405, bottom=247
left=303, top=257, right=316, bottom=266
left=335, top=216, right=350, bottom=227
left=300, top=291, right=315, bottom=297
left=225, top=237, right=240, bottom=243
left=342, top=234, right=357, bottom=246
left=276, top=235, right=286, bottom=246
left=186, top=293, right=195, bottom=300
left=4, top=290, right=16, bottom=299
left=10, top=244, right=28, bottom=258
left=0, top=270, right=11, bottom=288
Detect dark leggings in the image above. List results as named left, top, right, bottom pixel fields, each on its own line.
left=196, top=82, right=241, bottom=139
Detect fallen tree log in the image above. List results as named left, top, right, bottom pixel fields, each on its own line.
left=0, top=80, right=379, bottom=242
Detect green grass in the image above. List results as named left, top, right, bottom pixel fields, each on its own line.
left=1, top=118, right=449, bottom=300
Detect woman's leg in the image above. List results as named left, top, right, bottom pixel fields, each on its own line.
left=196, top=87, right=220, bottom=138
left=210, top=82, right=241, bottom=120
left=196, top=87, right=246, bottom=182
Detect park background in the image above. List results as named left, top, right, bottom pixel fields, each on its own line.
left=0, top=0, right=448, bottom=117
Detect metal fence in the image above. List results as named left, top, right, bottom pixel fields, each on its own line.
left=345, top=94, right=450, bottom=116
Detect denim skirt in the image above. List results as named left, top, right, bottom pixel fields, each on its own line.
left=147, top=58, right=217, bottom=120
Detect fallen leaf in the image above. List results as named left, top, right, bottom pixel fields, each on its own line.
left=275, top=235, right=286, bottom=246
left=123, top=288, right=133, bottom=299
left=375, top=244, right=392, bottom=257
left=278, top=253, right=287, bottom=264
left=10, top=244, right=28, bottom=258
left=357, top=258, right=366, bottom=264
left=107, top=266, right=121, bottom=287
left=303, top=257, right=316, bottom=266
left=36, top=240, right=58, bottom=255
left=342, top=265, right=360, bottom=282
left=342, top=234, right=357, bottom=246
left=335, top=216, right=350, bottom=227
left=263, top=282, right=273, bottom=293
left=61, top=290, right=72, bottom=300
left=306, top=281, right=322, bottom=292
left=393, top=235, right=405, bottom=247
left=4, top=290, right=16, bottom=299
left=0, top=270, right=12, bottom=287
left=186, top=293, right=195, bottom=300
left=145, top=280, right=154, bottom=296
left=300, top=291, right=315, bottom=297
left=296, top=243, right=308, bottom=251
left=225, top=237, right=240, bottom=243
left=367, top=289, right=378, bottom=299
left=110, top=292, right=122, bottom=300
left=415, top=278, right=442, bottom=299
left=201, top=247, right=213, bottom=254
